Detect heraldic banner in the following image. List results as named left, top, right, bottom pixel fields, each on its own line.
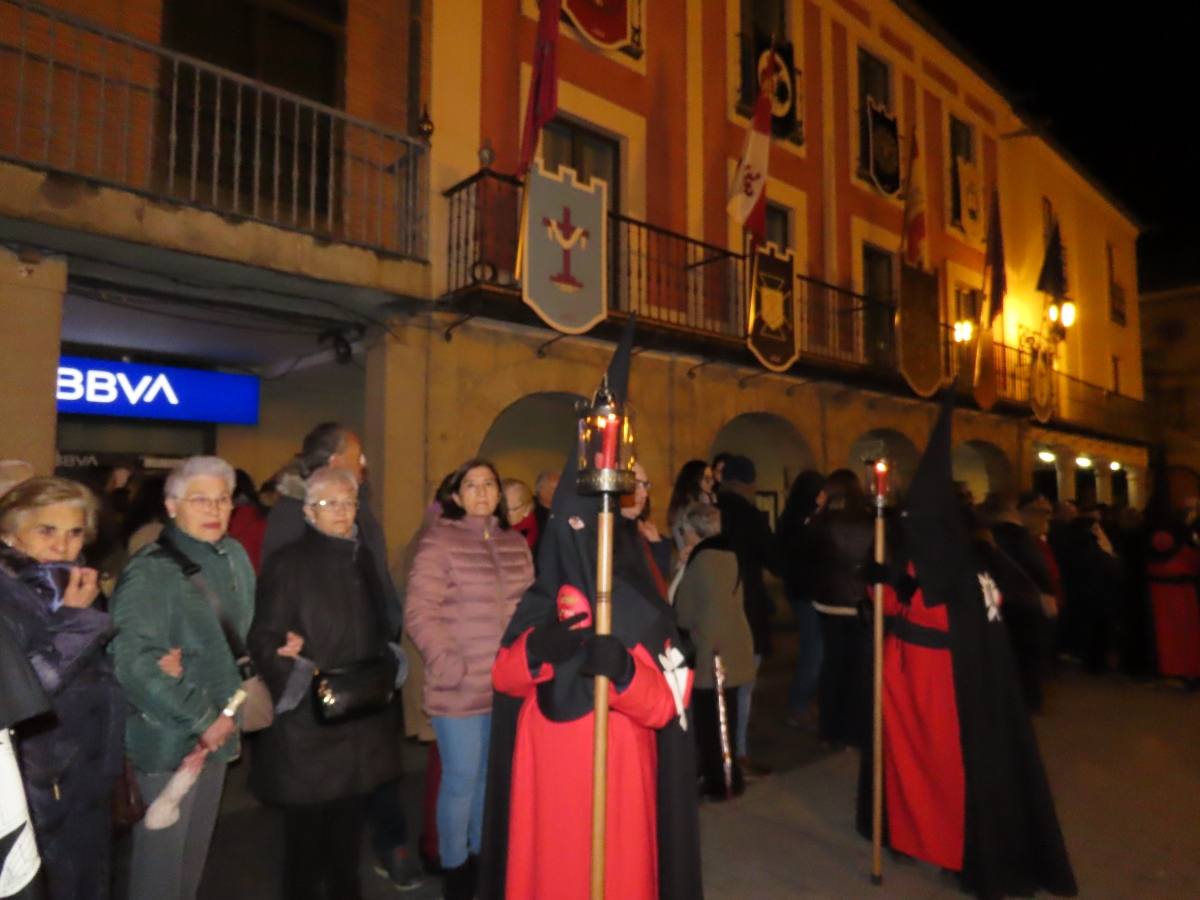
left=867, top=99, right=901, bottom=196
left=748, top=244, right=799, bottom=372
left=522, top=162, right=609, bottom=335
left=1030, top=349, right=1056, bottom=423
left=563, top=0, right=635, bottom=52
left=896, top=264, right=942, bottom=397
left=753, top=31, right=801, bottom=141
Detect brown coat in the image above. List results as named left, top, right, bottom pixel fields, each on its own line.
left=405, top=515, right=533, bottom=717
left=674, top=545, right=755, bottom=689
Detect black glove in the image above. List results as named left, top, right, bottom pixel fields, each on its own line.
left=861, top=560, right=890, bottom=586
left=580, top=634, right=634, bottom=687
left=856, top=597, right=875, bottom=624
left=526, top=614, right=587, bottom=666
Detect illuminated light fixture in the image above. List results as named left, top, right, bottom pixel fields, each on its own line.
left=1037, top=450, right=1057, bottom=464
left=953, top=320, right=975, bottom=343
left=1060, top=301, right=1077, bottom=328
left=1048, top=303, right=1059, bottom=323
left=1075, top=456, right=1093, bottom=469
left=1110, top=460, right=1122, bottom=472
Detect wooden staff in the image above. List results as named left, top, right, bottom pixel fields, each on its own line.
left=591, top=491, right=616, bottom=900
left=870, top=460, right=889, bottom=886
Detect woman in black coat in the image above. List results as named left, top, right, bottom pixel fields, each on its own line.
left=0, top=478, right=124, bottom=900
left=248, top=467, right=400, bottom=900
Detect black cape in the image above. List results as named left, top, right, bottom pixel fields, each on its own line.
left=478, top=319, right=703, bottom=899
left=859, top=395, right=1077, bottom=899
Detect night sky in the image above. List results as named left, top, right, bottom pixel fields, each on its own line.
left=909, top=2, right=1196, bottom=290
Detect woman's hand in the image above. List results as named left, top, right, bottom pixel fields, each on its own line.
left=158, top=647, right=183, bottom=678
left=277, top=631, right=305, bottom=658
left=61, top=566, right=100, bottom=609
left=199, top=714, right=236, bottom=752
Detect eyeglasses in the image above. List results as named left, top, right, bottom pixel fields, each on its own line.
left=182, top=495, right=233, bottom=511
left=310, top=499, right=358, bottom=512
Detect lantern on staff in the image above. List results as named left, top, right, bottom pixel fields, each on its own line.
left=576, top=375, right=637, bottom=496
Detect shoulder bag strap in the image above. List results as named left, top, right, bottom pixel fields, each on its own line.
left=156, top=535, right=250, bottom=663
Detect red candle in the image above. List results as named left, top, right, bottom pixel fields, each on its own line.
left=599, top=415, right=620, bottom=469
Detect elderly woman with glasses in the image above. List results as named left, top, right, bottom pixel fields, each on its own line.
left=0, top=476, right=124, bottom=900
left=110, top=456, right=255, bottom=900
left=248, top=466, right=403, bottom=900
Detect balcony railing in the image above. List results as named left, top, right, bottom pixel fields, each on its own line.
left=444, top=169, right=1146, bottom=444
left=0, top=0, right=427, bottom=258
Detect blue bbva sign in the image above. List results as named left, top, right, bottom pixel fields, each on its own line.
left=56, top=355, right=260, bottom=425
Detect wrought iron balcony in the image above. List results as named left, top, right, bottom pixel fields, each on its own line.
left=444, top=168, right=1146, bottom=445
left=0, top=0, right=427, bottom=259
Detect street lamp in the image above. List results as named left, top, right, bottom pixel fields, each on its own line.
left=1047, top=300, right=1076, bottom=340
left=953, top=319, right=975, bottom=344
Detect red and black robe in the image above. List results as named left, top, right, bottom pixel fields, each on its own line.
left=1145, top=528, right=1200, bottom=678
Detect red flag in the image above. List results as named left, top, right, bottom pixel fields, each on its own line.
left=985, top=188, right=1006, bottom=322
left=518, top=0, right=560, bottom=174
left=727, top=70, right=774, bottom=245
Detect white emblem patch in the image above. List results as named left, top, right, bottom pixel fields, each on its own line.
left=979, top=572, right=1003, bottom=622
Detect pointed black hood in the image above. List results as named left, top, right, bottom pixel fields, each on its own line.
left=902, top=391, right=970, bottom=607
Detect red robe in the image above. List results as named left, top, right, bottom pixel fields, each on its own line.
left=882, top=576, right=966, bottom=872
left=1147, top=531, right=1200, bottom=678
left=492, top=630, right=691, bottom=900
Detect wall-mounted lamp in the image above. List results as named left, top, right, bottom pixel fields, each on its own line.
left=1109, top=461, right=1122, bottom=472
left=1075, top=456, right=1093, bottom=469
left=1037, top=450, right=1057, bottom=464
left=953, top=320, right=975, bottom=344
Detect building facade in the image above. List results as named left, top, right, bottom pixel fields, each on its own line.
left=0, top=0, right=1148, bottom=569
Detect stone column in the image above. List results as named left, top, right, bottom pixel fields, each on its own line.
left=1094, top=465, right=1113, bottom=505
left=0, top=249, right=66, bottom=473
left=1055, top=456, right=1077, bottom=502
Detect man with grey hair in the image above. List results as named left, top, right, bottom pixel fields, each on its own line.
left=0, top=460, right=35, bottom=499
left=259, top=423, right=420, bottom=890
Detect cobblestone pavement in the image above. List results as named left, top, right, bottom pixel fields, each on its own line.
left=197, top=633, right=1200, bottom=899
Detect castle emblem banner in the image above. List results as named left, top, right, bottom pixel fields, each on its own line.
left=523, top=162, right=609, bottom=334
left=748, top=244, right=799, bottom=372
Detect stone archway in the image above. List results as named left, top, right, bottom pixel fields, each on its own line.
left=953, top=439, right=1015, bottom=502
left=477, top=392, right=584, bottom=491
left=847, top=428, right=920, bottom=495
left=710, top=412, right=816, bottom=523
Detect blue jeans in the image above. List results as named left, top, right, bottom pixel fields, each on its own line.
left=788, top=599, right=824, bottom=715
left=431, top=713, right=491, bottom=869
left=735, top=655, right=762, bottom=758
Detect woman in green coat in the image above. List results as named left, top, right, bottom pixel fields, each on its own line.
left=110, top=456, right=256, bottom=900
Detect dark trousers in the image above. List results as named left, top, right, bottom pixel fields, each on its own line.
left=36, top=794, right=113, bottom=900
left=282, top=795, right=369, bottom=900
left=692, top=687, right=743, bottom=798
left=367, top=778, right=408, bottom=860
left=818, top=613, right=869, bottom=746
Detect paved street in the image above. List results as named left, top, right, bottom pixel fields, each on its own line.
left=195, top=635, right=1200, bottom=899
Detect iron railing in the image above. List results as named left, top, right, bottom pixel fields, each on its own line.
left=444, top=168, right=1146, bottom=441
left=0, top=0, right=427, bottom=258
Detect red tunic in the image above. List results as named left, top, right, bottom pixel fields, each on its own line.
left=1147, top=532, right=1200, bottom=678
left=882, top=577, right=966, bottom=872
left=492, top=630, right=690, bottom=900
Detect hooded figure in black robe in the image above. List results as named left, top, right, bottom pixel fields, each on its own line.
left=478, top=319, right=703, bottom=900
left=858, top=394, right=1077, bottom=899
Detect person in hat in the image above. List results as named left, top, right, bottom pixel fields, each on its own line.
left=858, top=396, right=1077, bottom=899
left=479, top=322, right=703, bottom=900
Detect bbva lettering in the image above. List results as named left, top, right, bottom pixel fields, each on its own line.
left=57, top=367, right=180, bottom=406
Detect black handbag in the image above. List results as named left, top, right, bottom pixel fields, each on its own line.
left=312, top=655, right=396, bottom=724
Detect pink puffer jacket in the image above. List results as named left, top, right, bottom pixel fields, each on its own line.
left=405, top=515, right=534, bottom=717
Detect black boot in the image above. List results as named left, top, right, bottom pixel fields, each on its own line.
left=443, top=862, right=473, bottom=900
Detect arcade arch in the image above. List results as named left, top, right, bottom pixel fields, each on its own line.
left=847, top=428, right=920, bottom=495
left=477, top=392, right=584, bottom=490
left=710, top=412, right=816, bottom=520
left=952, top=440, right=1014, bottom=501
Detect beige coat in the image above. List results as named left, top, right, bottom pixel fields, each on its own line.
left=674, top=546, right=756, bottom=689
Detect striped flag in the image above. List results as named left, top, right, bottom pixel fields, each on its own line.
left=727, top=68, right=775, bottom=245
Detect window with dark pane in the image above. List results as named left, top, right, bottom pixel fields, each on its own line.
left=542, top=119, right=620, bottom=212
left=858, top=49, right=891, bottom=175
left=159, top=0, right=346, bottom=223
left=949, top=115, right=974, bottom=227
left=766, top=202, right=791, bottom=251
left=955, top=285, right=983, bottom=323
left=740, top=0, right=788, bottom=106
left=862, top=243, right=895, bottom=365
left=1108, top=242, right=1127, bottom=326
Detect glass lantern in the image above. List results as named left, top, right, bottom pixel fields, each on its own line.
left=868, top=458, right=890, bottom=510
left=576, top=376, right=637, bottom=496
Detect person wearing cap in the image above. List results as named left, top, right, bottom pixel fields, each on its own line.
left=715, top=454, right=779, bottom=776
